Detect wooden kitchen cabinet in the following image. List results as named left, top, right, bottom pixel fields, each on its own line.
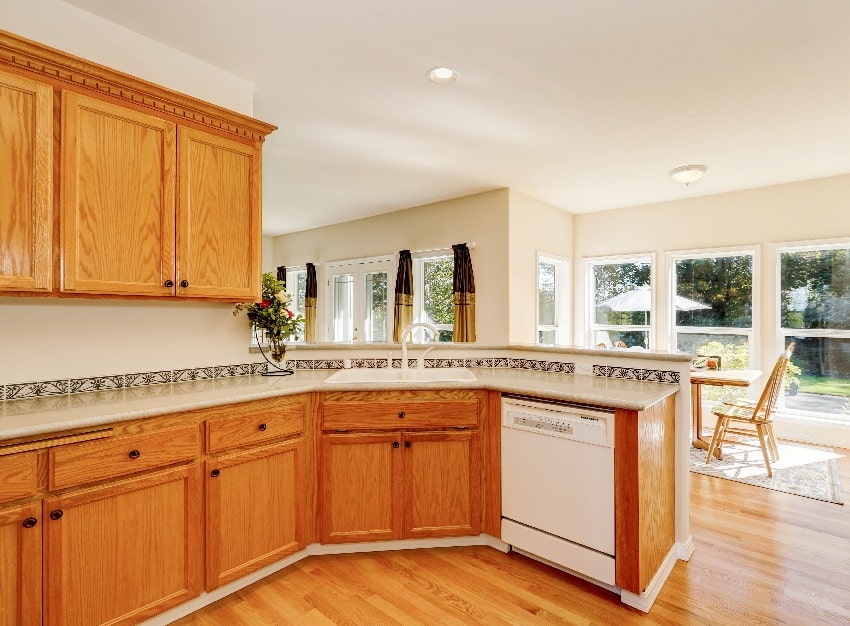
left=43, top=464, right=202, bottom=626
left=0, top=68, right=53, bottom=293
left=206, top=438, right=304, bottom=589
left=0, top=501, right=42, bottom=626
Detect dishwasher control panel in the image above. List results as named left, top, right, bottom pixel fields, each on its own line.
left=502, top=398, right=613, bottom=447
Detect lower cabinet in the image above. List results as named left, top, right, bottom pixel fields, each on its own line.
left=0, top=501, right=41, bottom=626
left=320, top=430, right=481, bottom=544
left=205, top=438, right=304, bottom=590
left=42, top=464, right=202, bottom=626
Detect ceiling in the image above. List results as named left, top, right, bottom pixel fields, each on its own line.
left=63, top=1, right=850, bottom=235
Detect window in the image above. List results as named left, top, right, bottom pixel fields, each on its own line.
left=671, top=250, right=756, bottom=373
left=283, top=267, right=307, bottom=343
left=586, top=255, right=653, bottom=349
left=537, top=253, right=569, bottom=344
left=326, top=256, right=392, bottom=342
left=413, top=253, right=454, bottom=342
left=778, top=241, right=850, bottom=421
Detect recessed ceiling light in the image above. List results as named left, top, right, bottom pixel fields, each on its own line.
left=669, top=164, right=707, bottom=185
left=427, top=66, right=458, bottom=84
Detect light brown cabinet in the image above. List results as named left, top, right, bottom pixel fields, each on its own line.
left=319, top=390, right=485, bottom=544
left=0, top=501, right=41, bottom=626
left=43, top=464, right=202, bottom=626
left=0, top=68, right=53, bottom=292
left=61, top=93, right=261, bottom=299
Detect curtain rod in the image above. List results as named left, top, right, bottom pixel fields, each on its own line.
left=410, top=241, right=476, bottom=255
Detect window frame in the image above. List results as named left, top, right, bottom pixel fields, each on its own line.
left=668, top=246, right=759, bottom=368
left=536, top=252, right=570, bottom=345
left=583, top=253, right=655, bottom=349
left=325, top=255, right=394, bottom=343
left=412, top=250, right=454, bottom=342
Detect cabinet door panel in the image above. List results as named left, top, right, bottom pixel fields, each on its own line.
left=177, top=128, right=260, bottom=299
left=0, top=69, right=52, bottom=292
left=206, top=439, right=303, bottom=590
left=403, top=431, right=481, bottom=538
left=62, top=92, right=176, bottom=295
left=0, top=502, right=41, bottom=626
left=43, top=464, right=201, bottom=626
left=321, top=433, right=401, bottom=544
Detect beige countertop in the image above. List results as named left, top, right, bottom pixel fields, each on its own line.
left=0, top=368, right=678, bottom=443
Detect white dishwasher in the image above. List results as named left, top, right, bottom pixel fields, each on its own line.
left=501, top=395, right=616, bottom=586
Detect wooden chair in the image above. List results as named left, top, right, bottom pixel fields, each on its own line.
left=705, top=343, right=795, bottom=477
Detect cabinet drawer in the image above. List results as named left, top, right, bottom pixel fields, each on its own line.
left=49, top=426, right=199, bottom=490
left=0, top=451, right=38, bottom=504
left=322, top=399, right=479, bottom=430
left=206, top=398, right=306, bottom=453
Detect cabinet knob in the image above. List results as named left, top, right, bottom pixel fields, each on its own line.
left=392, top=441, right=400, bottom=449
left=22, top=517, right=38, bottom=529
left=405, top=440, right=412, bottom=448
left=398, top=411, right=405, bottom=419
left=128, top=449, right=141, bottom=460
left=210, top=469, right=220, bottom=478
left=49, top=510, right=63, bottom=521
left=180, top=279, right=189, bottom=288
left=164, top=279, right=174, bottom=288
left=258, top=423, right=267, bottom=431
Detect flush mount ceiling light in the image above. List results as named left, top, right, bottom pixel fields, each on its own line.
left=669, top=164, right=707, bottom=185
left=427, top=66, right=458, bottom=84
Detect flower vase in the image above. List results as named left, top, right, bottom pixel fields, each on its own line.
left=262, top=337, right=294, bottom=376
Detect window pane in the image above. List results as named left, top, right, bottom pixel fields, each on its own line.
left=675, top=256, right=753, bottom=328
left=677, top=333, right=751, bottom=369
left=593, top=262, right=651, bottom=326
left=780, top=248, right=850, bottom=330
left=332, top=274, right=353, bottom=342
left=539, top=329, right=556, bottom=344
left=783, top=336, right=850, bottom=419
left=296, top=272, right=306, bottom=314
left=423, top=258, right=454, bottom=332
left=538, top=261, right=556, bottom=326
left=364, top=271, right=388, bottom=342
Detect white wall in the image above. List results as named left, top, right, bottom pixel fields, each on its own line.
left=0, top=9, right=258, bottom=385
left=272, top=189, right=511, bottom=343
left=573, top=173, right=850, bottom=371
left=507, top=190, right=574, bottom=343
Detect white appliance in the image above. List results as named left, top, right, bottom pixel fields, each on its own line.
left=501, top=395, right=616, bottom=586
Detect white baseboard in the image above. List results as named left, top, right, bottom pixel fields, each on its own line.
left=619, top=542, right=684, bottom=613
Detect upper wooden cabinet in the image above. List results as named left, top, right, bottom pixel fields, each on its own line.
left=0, top=29, right=275, bottom=300
left=0, top=68, right=52, bottom=292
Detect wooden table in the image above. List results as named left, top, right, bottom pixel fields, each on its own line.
left=690, top=369, right=762, bottom=458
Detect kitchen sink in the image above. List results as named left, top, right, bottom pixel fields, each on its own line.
left=324, top=367, right=476, bottom=384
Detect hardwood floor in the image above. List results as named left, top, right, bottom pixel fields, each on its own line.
left=175, top=448, right=850, bottom=626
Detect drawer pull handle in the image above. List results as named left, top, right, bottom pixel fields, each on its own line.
left=49, top=510, right=63, bottom=521
left=180, top=279, right=189, bottom=288
left=405, top=440, right=412, bottom=448
left=22, top=517, right=38, bottom=529
left=164, top=279, right=174, bottom=288
left=392, top=441, right=400, bottom=449
left=258, top=423, right=267, bottom=431
left=210, top=469, right=221, bottom=478
left=128, top=449, right=141, bottom=460
left=398, top=411, right=405, bottom=419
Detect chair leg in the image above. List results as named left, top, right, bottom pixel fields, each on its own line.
left=766, top=424, right=780, bottom=461
left=705, top=416, right=727, bottom=464
left=755, top=424, right=773, bottom=477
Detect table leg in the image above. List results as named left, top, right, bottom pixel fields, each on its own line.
left=691, top=382, right=721, bottom=459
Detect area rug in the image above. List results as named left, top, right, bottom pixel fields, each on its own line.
left=689, top=438, right=844, bottom=504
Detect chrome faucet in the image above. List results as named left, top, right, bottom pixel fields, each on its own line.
left=401, top=322, right=438, bottom=370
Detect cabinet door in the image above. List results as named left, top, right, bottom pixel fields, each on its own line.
left=0, top=502, right=41, bottom=626
left=177, top=127, right=260, bottom=299
left=0, top=69, right=52, bottom=292
left=320, top=433, right=402, bottom=544
left=43, top=464, right=201, bottom=626
left=62, top=92, right=176, bottom=295
left=206, top=439, right=303, bottom=590
left=402, top=430, right=481, bottom=539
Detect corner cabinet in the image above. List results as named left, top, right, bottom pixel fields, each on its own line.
left=319, top=390, right=485, bottom=544
left=62, top=93, right=261, bottom=299
left=0, top=68, right=53, bottom=292
left=0, top=29, right=275, bottom=299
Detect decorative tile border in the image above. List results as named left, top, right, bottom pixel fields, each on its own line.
left=1, top=355, right=681, bottom=403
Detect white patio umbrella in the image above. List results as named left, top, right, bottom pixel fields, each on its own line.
left=600, top=285, right=710, bottom=311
